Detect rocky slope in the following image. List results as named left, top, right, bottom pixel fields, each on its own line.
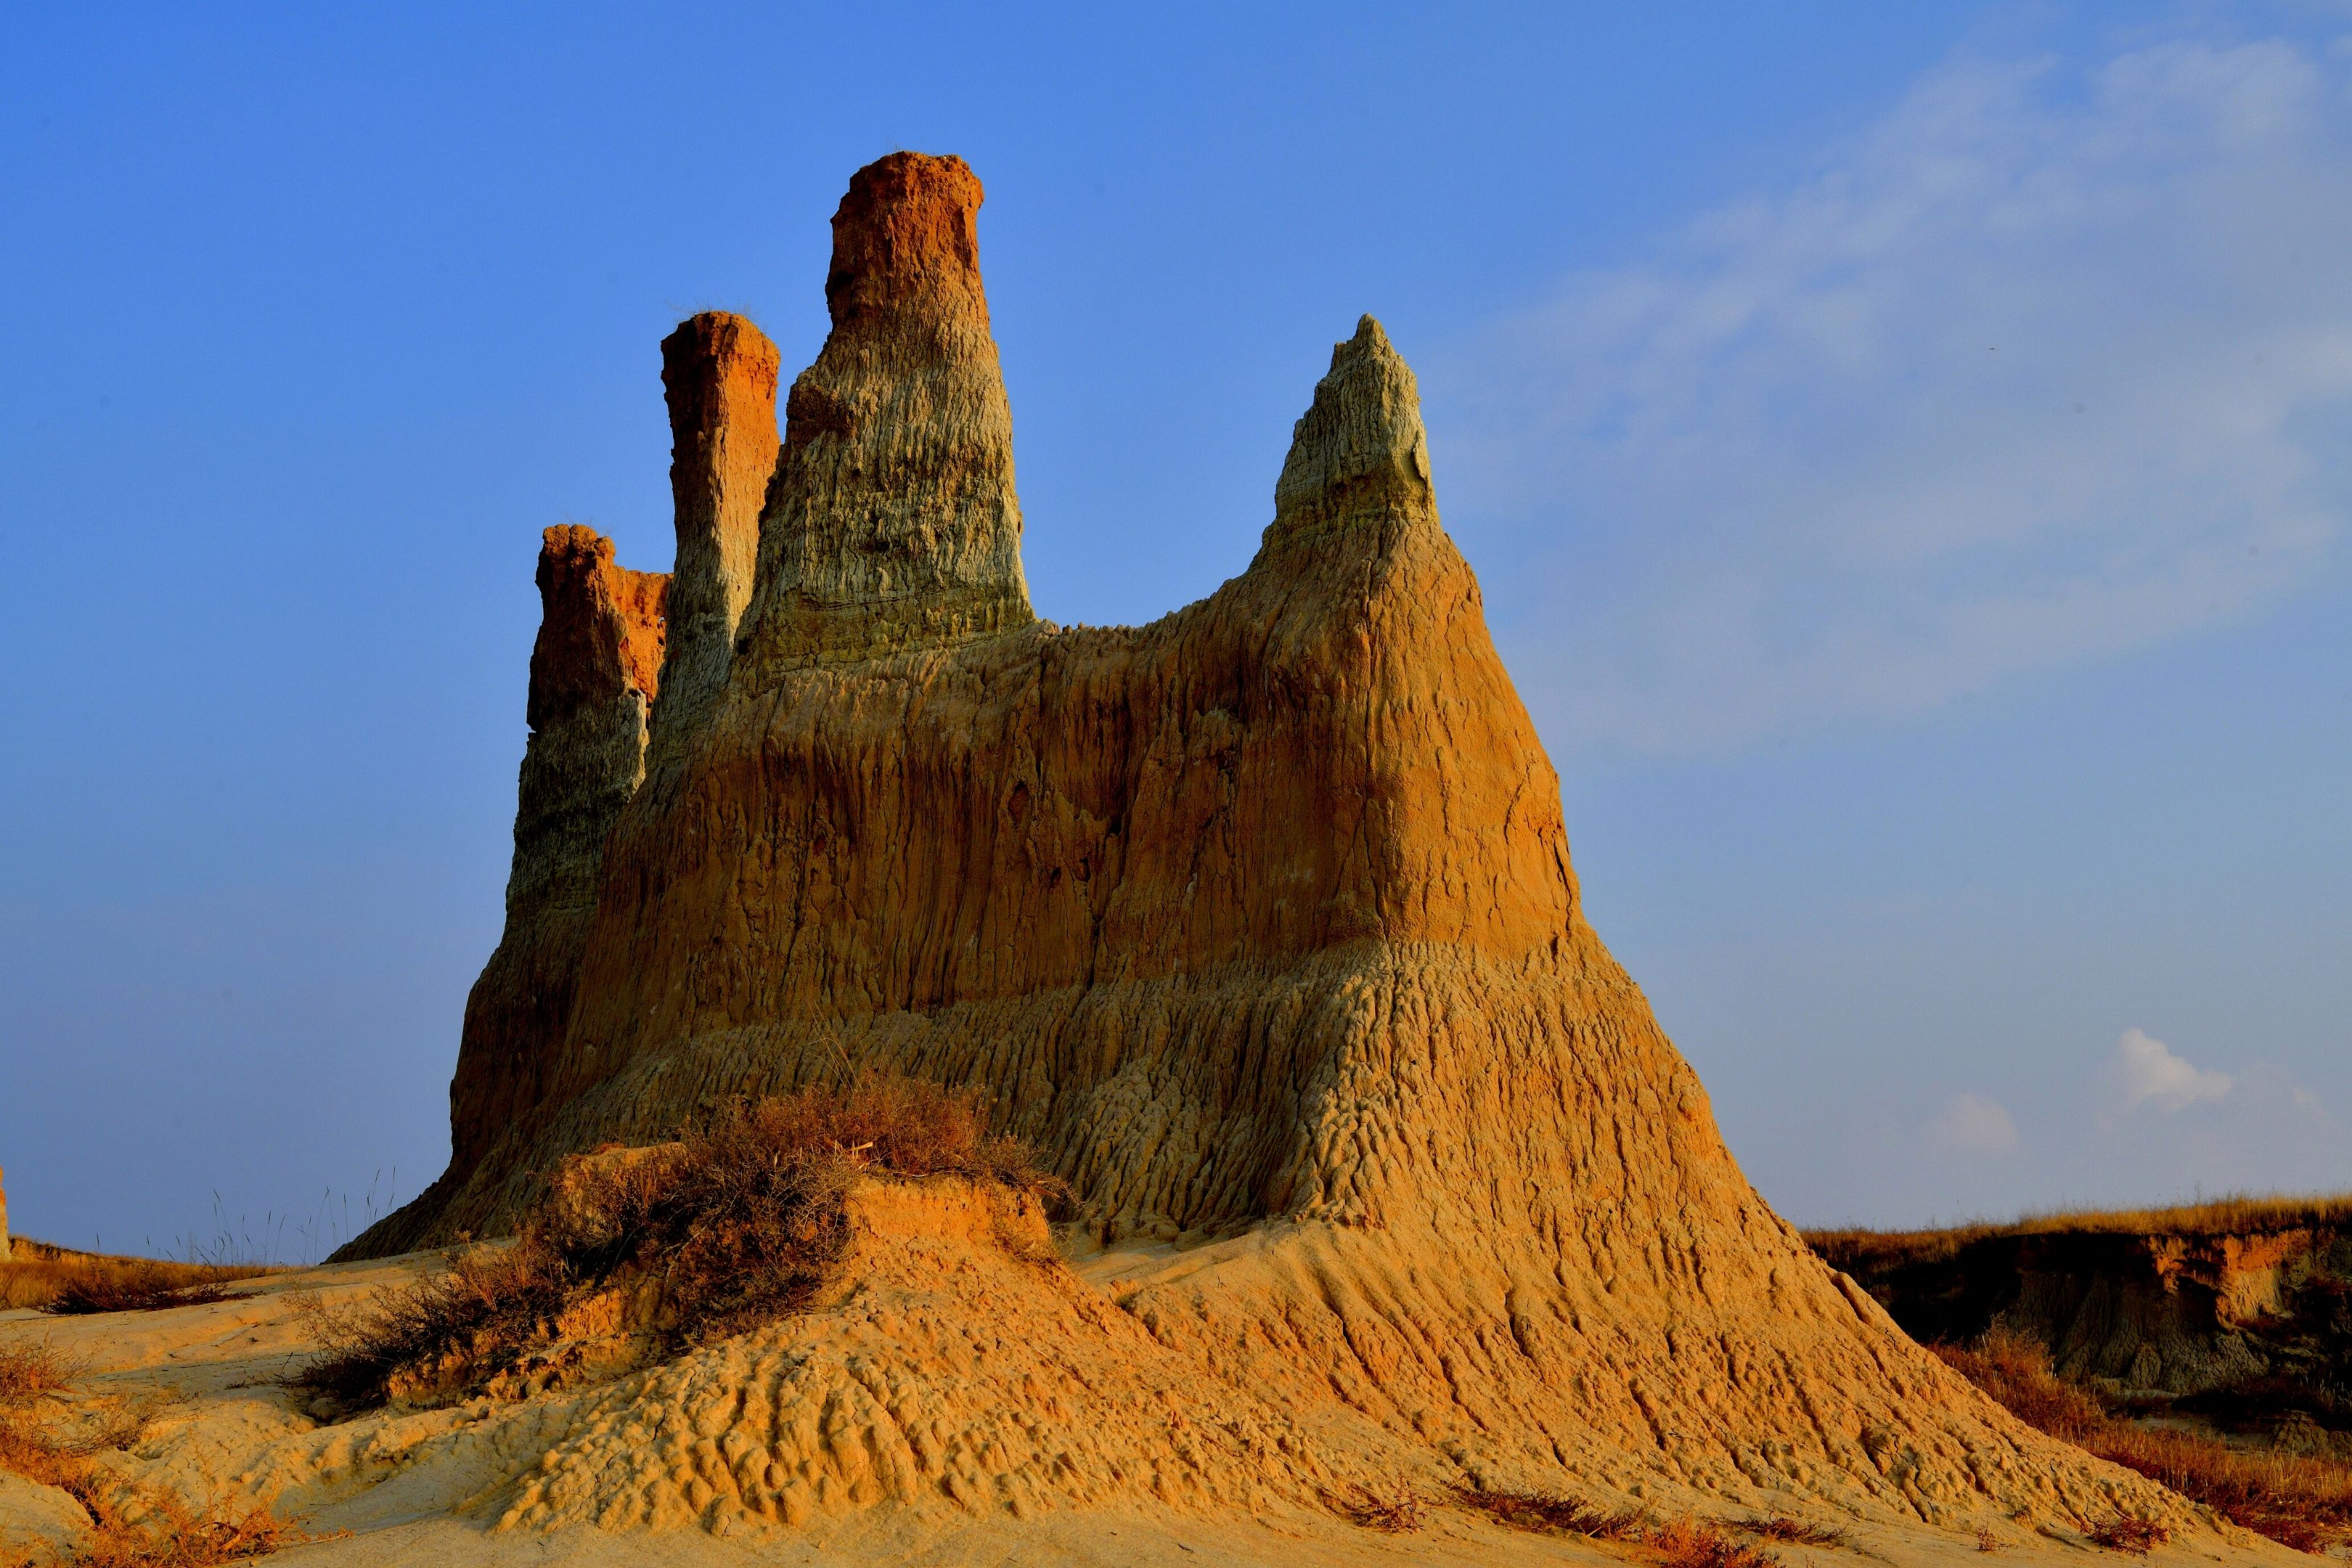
left=335, top=151, right=2237, bottom=1545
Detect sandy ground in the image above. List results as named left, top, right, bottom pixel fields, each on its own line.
left=0, top=1201, right=2310, bottom=1568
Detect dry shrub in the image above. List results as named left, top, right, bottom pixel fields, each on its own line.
left=287, top=1238, right=572, bottom=1414
left=1, top=1341, right=308, bottom=1566
left=0, top=1344, right=75, bottom=1407
left=1, top=1250, right=269, bottom=1316
left=1327, top=1485, right=1425, bottom=1531
left=296, top=1074, right=1058, bottom=1413
left=1646, top=1516, right=1781, bottom=1568
left=61, top=1493, right=309, bottom=1568
left=1975, top=1527, right=2002, bottom=1551
left=0, top=1342, right=89, bottom=1495
left=1741, top=1516, right=1848, bottom=1547
left=1937, top=1330, right=2352, bottom=1552
left=2086, top=1515, right=2170, bottom=1554
left=1455, top=1492, right=1779, bottom=1567
left=1453, top=1487, right=1643, bottom=1538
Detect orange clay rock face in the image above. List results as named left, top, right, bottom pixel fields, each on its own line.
left=346, top=152, right=2216, bottom=1543
left=439, top=526, right=666, bottom=1182
left=649, top=309, right=782, bottom=773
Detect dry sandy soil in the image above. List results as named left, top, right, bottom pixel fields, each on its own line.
left=0, top=1182, right=2311, bottom=1568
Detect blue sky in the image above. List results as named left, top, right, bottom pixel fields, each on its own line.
left=1, top=3, right=2344, bottom=1255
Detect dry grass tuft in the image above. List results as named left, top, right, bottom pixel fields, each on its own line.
left=62, top=1492, right=312, bottom=1568
left=1807, top=1191, right=2352, bottom=1273
left=295, top=1074, right=1059, bottom=1414
left=0, top=1343, right=75, bottom=1407
left=1, top=1246, right=271, bottom=1315
left=1937, top=1329, right=2352, bottom=1553
left=1739, top=1516, right=1849, bottom=1548
left=1453, top=1486, right=1643, bottom=1538
left=2085, top=1515, right=2171, bottom=1554
left=1455, top=1491, right=1781, bottom=1567
left=1646, top=1516, right=1782, bottom=1568
left=1, top=1340, right=311, bottom=1565
left=1327, top=1485, right=1425, bottom=1532
left=1975, top=1527, right=2002, bottom=1551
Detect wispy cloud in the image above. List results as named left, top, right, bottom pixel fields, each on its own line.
left=1924, top=1090, right=2022, bottom=1155
left=1437, top=28, right=2352, bottom=753
left=2101, top=1025, right=2233, bottom=1122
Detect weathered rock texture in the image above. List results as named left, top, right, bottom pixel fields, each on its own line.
left=648, top=311, right=780, bottom=772
left=350, top=150, right=2213, bottom=1539
left=737, top=152, right=1032, bottom=678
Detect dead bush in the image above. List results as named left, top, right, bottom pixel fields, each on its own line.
left=295, top=1074, right=1058, bottom=1413
left=0, top=1343, right=75, bottom=1407
left=1646, top=1516, right=1782, bottom=1568
left=1456, top=1492, right=1780, bottom=1568
left=2086, top=1515, right=2170, bottom=1554
left=1327, top=1485, right=1425, bottom=1531
left=1453, top=1486, right=1643, bottom=1538
left=1740, top=1516, right=1849, bottom=1548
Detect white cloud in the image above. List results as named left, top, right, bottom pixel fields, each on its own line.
left=1436, top=29, right=2352, bottom=753
left=1924, top=1090, right=2021, bottom=1155
left=2102, top=1026, right=2233, bottom=1121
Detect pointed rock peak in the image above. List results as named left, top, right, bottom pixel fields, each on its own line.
left=826, top=152, right=988, bottom=327
left=738, top=152, right=1032, bottom=676
left=1267, top=315, right=1434, bottom=548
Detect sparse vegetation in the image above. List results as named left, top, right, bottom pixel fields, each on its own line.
left=1807, top=1191, right=2352, bottom=1273
left=1644, top=1515, right=1782, bottom=1568
left=0, top=1246, right=271, bottom=1316
left=1739, top=1516, right=1848, bottom=1548
left=0, top=1342, right=75, bottom=1407
left=1328, top=1485, right=1426, bottom=1531
left=1936, top=1329, right=2352, bottom=1553
left=1, top=1341, right=309, bottom=1566
left=1453, top=1486, right=1643, bottom=1538
left=1452, top=1490, right=1784, bottom=1567
left=2086, top=1514, right=2171, bottom=1554
left=294, top=1074, right=1059, bottom=1414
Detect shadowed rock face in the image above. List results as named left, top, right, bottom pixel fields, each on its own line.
left=355, top=151, right=2195, bottom=1534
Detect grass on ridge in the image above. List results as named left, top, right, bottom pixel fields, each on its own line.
left=1806, top=1191, right=2352, bottom=1271
left=1, top=1245, right=274, bottom=1316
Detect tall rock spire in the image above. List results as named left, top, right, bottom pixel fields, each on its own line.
left=736, top=152, right=1032, bottom=677
left=441, top=526, right=665, bottom=1175
left=649, top=311, right=780, bottom=767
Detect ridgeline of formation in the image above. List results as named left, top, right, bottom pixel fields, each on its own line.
left=347, top=153, right=2202, bottom=1538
